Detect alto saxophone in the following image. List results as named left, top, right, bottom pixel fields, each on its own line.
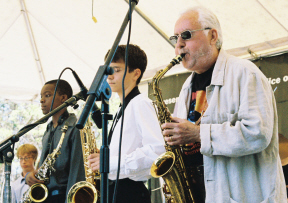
left=150, top=54, right=196, bottom=203
left=21, top=122, right=69, bottom=203
left=67, top=118, right=99, bottom=203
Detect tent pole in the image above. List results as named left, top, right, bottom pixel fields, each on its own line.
left=19, top=0, right=46, bottom=85
left=124, top=0, right=175, bottom=49
left=256, top=0, right=288, bottom=33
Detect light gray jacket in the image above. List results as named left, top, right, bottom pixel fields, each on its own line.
left=173, top=49, right=287, bottom=203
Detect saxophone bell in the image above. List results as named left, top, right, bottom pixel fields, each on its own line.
left=151, top=151, right=175, bottom=178
left=67, top=181, right=97, bottom=203
left=27, top=183, right=48, bottom=202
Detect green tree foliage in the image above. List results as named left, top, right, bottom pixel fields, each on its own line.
left=0, top=99, right=46, bottom=180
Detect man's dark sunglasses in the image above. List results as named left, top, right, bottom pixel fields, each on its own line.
left=169, top=28, right=212, bottom=45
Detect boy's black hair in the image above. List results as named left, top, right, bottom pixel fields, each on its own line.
left=45, top=79, right=73, bottom=98
left=104, top=44, right=147, bottom=85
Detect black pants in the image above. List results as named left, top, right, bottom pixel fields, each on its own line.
left=109, top=178, right=151, bottom=203
left=42, top=188, right=66, bottom=203
left=283, top=164, right=288, bottom=197
left=42, top=194, right=66, bottom=203
left=188, top=166, right=206, bottom=203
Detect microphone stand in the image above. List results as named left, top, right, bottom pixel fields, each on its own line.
left=1, top=145, right=15, bottom=203
left=76, top=1, right=139, bottom=202
left=0, top=91, right=84, bottom=203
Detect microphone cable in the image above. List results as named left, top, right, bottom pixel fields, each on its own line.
left=112, top=0, right=133, bottom=202
left=49, top=67, right=73, bottom=113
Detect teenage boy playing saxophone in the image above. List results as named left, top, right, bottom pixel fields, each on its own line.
left=88, top=44, right=165, bottom=203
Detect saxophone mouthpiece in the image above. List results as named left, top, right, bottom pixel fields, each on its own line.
left=171, top=54, right=184, bottom=66
left=180, top=53, right=186, bottom=58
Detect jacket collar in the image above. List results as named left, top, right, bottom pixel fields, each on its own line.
left=210, top=49, right=227, bottom=86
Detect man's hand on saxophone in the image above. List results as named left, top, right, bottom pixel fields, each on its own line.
left=25, top=170, right=45, bottom=186
left=162, top=117, right=201, bottom=145
left=88, top=152, right=100, bottom=172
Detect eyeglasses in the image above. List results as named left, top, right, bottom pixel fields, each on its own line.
left=19, top=157, right=32, bottom=161
left=169, top=28, right=212, bottom=45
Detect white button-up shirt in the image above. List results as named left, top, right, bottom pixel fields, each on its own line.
left=109, top=94, right=165, bottom=181
left=11, top=173, right=29, bottom=203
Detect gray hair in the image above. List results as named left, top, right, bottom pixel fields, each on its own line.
left=182, top=7, right=223, bottom=50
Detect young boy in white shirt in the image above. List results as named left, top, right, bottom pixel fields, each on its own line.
left=11, top=144, right=38, bottom=203
left=88, top=44, right=165, bottom=203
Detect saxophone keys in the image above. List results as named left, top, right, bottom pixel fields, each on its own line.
left=163, top=184, right=171, bottom=194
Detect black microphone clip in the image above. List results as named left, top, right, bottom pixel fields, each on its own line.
left=72, top=69, right=102, bottom=129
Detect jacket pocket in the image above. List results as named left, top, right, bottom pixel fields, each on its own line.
left=229, top=195, right=273, bottom=203
left=260, top=194, right=276, bottom=203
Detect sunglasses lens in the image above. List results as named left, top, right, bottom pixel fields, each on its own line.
left=169, top=36, right=178, bottom=45
left=181, top=31, right=192, bottom=40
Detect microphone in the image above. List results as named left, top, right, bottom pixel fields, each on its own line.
left=72, top=70, right=102, bottom=129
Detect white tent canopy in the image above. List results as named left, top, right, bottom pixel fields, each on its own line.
left=1, top=0, right=288, bottom=101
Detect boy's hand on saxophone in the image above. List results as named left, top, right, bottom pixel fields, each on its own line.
left=25, top=170, right=45, bottom=186
left=88, top=153, right=100, bottom=172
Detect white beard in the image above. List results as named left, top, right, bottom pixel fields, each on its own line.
left=187, top=44, right=213, bottom=72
